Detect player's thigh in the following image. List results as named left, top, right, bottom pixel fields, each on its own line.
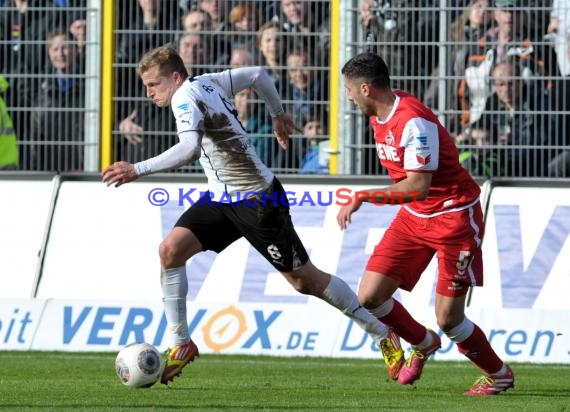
left=159, top=226, right=202, bottom=261
left=230, top=180, right=309, bottom=272
left=366, top=210, right=436, bottom=292
left=174, top=195, right=242, bottom=253
left=434, top=205, right=484, bottom=297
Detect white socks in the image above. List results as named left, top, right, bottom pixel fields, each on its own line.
left=321, top=275, right=388, bottom=344
left=446, top=317, right=475, bottom=343
left=368, top=298, right=395, bottom=318
left=160, top=269, right=390, bottom=347
left=161, top=266, right=190, bottom=346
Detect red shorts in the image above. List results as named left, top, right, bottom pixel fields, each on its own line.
left=365, top=203, right=484, bottom=297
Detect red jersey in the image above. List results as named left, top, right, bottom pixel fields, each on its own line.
left=370, top=90, right=480, bottom=216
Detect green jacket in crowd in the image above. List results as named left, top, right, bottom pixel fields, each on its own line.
left=0, top=76, right=18, bottom=169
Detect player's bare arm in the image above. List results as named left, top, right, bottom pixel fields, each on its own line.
left=336, top=172, right=432, bottom=230
left=102, top=161, right=138, bottom=187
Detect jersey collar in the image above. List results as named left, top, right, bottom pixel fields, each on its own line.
left=375, top=92, right=400, bottom=125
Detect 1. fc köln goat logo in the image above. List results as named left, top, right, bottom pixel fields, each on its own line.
left=416, top=153, right=431, bottom=165
left=385, top=130, right=395, bottom=146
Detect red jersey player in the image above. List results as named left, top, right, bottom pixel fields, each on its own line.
left=337, top=52, right=514, bottom=396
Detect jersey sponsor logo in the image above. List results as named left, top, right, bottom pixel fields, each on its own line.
left=416, top=153, right=431, bottom=165
left=267, top=244, right=284, bottom=267
left=177, top=103, right=190, bottom=111
left=179, top=111, right=192, bottom=126
left=376, top=143, right=401, bottom=162
left=416, top=135, right=428, bottom=145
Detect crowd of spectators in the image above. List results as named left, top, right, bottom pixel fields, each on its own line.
left=113, top=0, right=332, bottom=173
left=361, top=0, right=569, bottom=177
left=0, top=0, right=568, bottom=177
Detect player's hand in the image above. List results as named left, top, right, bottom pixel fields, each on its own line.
left=336, top=198, right=362, bottom=231
left=273, top=112, right=302, bottom=150
left=102, top=161, right=138, bottom=187
left=119, top=110, right=144, bottom=144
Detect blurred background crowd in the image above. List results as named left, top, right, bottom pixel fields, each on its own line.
left=0, top=0, right=568, bottom=178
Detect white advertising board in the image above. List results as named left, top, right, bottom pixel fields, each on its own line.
left=470, top=187, right=570, bottom=310
left=28, top=298, right=569, bottom=363
left=0, top=179, right=55, bottom=298
left=4, top=178, right=570, bottom=362
left=0, top=299, right=47, bottom=350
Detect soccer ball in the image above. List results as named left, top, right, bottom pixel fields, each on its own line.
left=115, top=342, right=164, bottom=388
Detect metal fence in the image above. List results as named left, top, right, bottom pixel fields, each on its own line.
left=110, top=0, right=332, bottom=175
left=0, top=1, right=98, bottom=172
left=1, top=0, right=568, bottom=178
left=338, top=0, right=569, bottom=178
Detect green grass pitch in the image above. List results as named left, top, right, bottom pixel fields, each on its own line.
left=0, top=351, right=568, bottom=411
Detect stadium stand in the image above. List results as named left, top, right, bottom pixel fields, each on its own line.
left=0, top=0, right=567, bottom=178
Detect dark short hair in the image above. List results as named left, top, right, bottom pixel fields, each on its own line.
left=138, top=44, right=188, bottom=78
left=341, top=52, right=391, bottom=89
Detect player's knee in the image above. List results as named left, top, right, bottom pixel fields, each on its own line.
left=289, top=276, right=315, bottom=295
left=159, top=240, right=183, bottom=269
left=357, top=289, right=388, bottom=308
left=436, top=314, right=463, bottom=332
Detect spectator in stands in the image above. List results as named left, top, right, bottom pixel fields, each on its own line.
left=257, top=21, right=286, bottom=92
left=118, top=32, right=209, bottom=162
left=282, top=46, right=328, bottom=126
left=116, top=0, right=177, bottom=96
left=457, top=115, right=504, bottom=177
left=275, top=46, right=328, bottom=170
left=0, top=0, right=52, bottom=156
left=459, top=0, right=555, bottom=129
left=29, top=28, right=85, bottom=171
left=424, top=0, right=492, bottom=134
left=300, top=109, right=329, bottom=174
left=189, top=1, right=231, bottom=66
left=114, top=0, right=179, bottom=162
left=181, top=9, right=210, bottom=33
left=548, top=0, right=570, bottom=76
left=359, top=0, right=439, bottom=98
left=548, top=34, right=570, bottom=177
left=181, top=9, right=228, bottom=67
left=234, top=87, right=275, bottom=167
left=196, top=0, right=230, bottom=64
left=197, top=0, right=227, bottom=31
left=179, top=32, right=209, bottom=75
left=0, top=75, right=19, bottom=170
left=230, top=47, right=256, bottom=67
left=483, top=58, right=555, bottom=177
left=69, top=14, right=87, bottom=56
left=228, top=2, right=261, bottom=50
left=271, top=0, right=330, bottom=65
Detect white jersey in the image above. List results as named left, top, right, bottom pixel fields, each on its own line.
left=134, top=67, right=281, bottom=202
left=171, top=72, right=273, bottom=201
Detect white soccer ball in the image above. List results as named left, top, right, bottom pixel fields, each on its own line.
left=115, top=342, right=164, bottom=388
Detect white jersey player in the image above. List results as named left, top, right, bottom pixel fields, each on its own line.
left=102, top=44, right=402, bottom=385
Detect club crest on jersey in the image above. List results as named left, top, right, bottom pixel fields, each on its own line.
left=385, top=130, right=395, bottom=146
left=416, top=153, right=431, bottom=165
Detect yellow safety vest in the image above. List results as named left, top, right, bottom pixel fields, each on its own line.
left=0, top=76, right=18, bottom=168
